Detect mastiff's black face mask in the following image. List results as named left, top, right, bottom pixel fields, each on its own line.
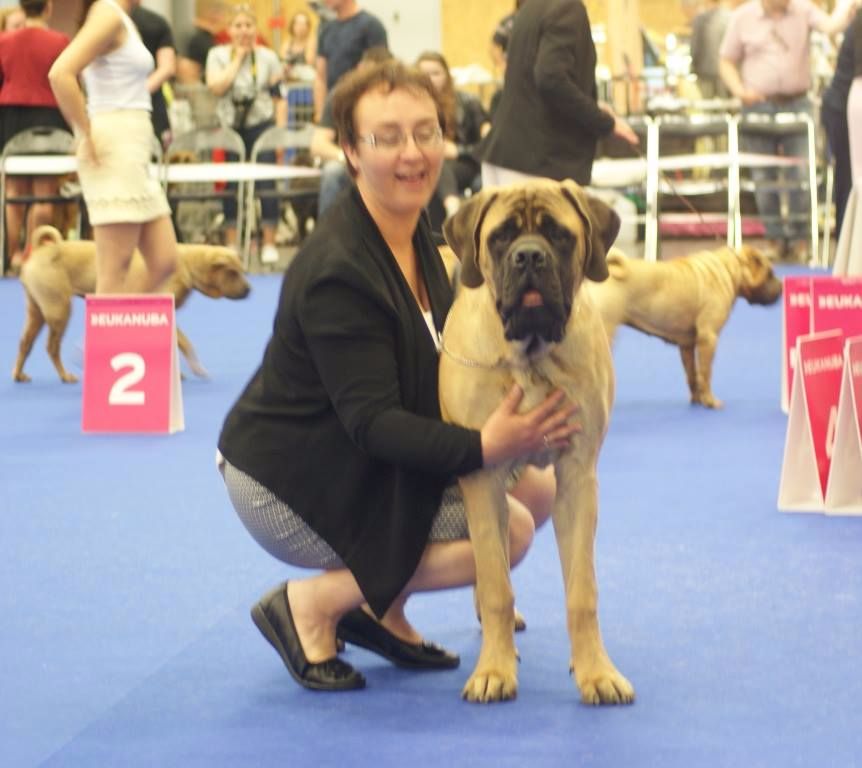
left=488, top=217, right=576, bottom=352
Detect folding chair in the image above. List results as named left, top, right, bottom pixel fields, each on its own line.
left=242, top=124, right=319, bottom=266
left=0, top=126, right=78, bottom=275
left=164, top=126, right=246, bottom=248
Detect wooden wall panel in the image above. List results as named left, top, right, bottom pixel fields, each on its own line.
left=193, top=0, right=321, bottom=49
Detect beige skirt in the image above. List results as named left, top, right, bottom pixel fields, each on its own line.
left=76, top=110, right=170, bottom=226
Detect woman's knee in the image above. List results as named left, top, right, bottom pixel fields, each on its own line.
left=141, top=218, right=178, bottom=280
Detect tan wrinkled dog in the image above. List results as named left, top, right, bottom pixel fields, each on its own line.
left=586, top=245, right=782, bottom=408
left=13, top=226, right=251, bottom=383
left=439, top=179, right=634, bottom=705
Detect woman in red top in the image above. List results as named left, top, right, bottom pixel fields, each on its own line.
left=0, top=0, right=69, bottom=272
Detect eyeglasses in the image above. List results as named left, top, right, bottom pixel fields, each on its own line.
left=358, top=124, right=443, bottom=152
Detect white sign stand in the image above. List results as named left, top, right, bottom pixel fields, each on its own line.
left=824, top=336, right=862, bottom=515
left=777, top=330, right=844, bottom=513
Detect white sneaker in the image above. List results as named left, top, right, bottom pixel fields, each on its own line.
left=261, top=244, right=280, bottom=264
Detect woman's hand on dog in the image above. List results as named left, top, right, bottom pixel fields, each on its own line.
left=480, top=385, right=580, bottom=467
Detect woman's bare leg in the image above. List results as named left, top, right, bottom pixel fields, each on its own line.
left=137, top=215, right=178, bottom=291
left=287, top=495, right=537, bottom=661
left=286, top=572, right=365, bottom=663
left=93, top=221, right=142, bottom=294
left=5, top=177, right=30, bottom=264
left=28, top=178, right=58, bottom=238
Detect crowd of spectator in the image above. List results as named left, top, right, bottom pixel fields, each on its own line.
left=1, top=0, right=861, bottom=273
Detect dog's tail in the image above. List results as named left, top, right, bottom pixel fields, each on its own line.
left=605, top=248, right=631, bottom=281
left=29, top=225, right=64, bottom=252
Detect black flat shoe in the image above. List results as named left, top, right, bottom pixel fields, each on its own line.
left=251, top=583, right=366, bottom=692
left=336, top=608, right=460, bottom=670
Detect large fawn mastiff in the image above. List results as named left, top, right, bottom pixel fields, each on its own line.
left=439, top=179, right=634, bottom=705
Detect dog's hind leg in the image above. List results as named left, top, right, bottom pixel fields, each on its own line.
left=12, top=292, right=46, bottom=382
left=553, top=460, right=634, bottom=705
left=176, top=326, right=210, bottom=379
left=42, top=299, right=78, bottom=384
left=460, top=470, right=519, bottom=703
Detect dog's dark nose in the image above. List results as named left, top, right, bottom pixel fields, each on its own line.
left=511, top=245, right=548, bottom=272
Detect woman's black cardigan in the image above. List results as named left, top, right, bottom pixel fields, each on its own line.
left=218, top=187, right=483, bottom=617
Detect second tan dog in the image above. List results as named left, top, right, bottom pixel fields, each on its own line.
left=586, top=245, right=782, bottom=408
left=13, top=226, right=251, bottom=383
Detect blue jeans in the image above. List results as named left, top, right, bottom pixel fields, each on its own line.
left=740, top=97, right=812, bottom=241
left=317, top=159, right=351, bottom=219
left=223, top=120, right=278, bottom=228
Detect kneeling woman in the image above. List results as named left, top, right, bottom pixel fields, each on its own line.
left=217, top=60, right=576, bottom=692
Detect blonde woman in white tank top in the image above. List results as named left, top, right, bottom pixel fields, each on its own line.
left=49, top=0, right=178, bottom=295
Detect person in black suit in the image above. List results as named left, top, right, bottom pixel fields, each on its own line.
left=217, top=60, right=575, bottom=692
left=483, top=0, right=638, bottom=187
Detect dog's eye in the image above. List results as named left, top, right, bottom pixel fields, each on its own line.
left=488, top=219, right=519, bottom=252
left=538, top=218, right=574, bottom=251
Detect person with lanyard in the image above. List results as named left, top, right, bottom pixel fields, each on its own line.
left=49, top=0, right=178, bottom=295
left=216, top=59, right=572, bottom=692
left=719, top=0, right=861, bottom=262
left=205, top=4, right=282, bottom=263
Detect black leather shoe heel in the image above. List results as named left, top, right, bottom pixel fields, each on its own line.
left=251, top=582, right=366, bottom=692
left=336, top=608, right=460, bottom=670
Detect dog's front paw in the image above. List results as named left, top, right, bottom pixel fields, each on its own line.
left=692, top=392, right=723, bottom=409
left=571, top=663, right=635, bottom=706
left=13, top=370, right=31, bottom=383
left=61, top=372, right=79, bottom=384
left=462, top=666, right=518, bottom=703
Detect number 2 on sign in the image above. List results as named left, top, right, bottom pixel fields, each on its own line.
left=109, top=352, right=146, bottom=406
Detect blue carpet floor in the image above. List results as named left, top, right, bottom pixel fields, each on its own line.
left=1, top=265, right=861, bottom=768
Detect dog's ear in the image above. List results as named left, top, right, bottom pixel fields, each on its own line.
left=739, top=245, right=773, bottom=286
left=560, top=180, right=620, bottom=283
left=442, top=189, right=498, bottom=288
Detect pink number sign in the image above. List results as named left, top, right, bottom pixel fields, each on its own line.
left=82, top=294, right=183, bottom=434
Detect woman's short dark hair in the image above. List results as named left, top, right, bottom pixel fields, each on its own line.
left=21, top=0, right=48, bottom=18
left=332, top=60, right=446, bottom=176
